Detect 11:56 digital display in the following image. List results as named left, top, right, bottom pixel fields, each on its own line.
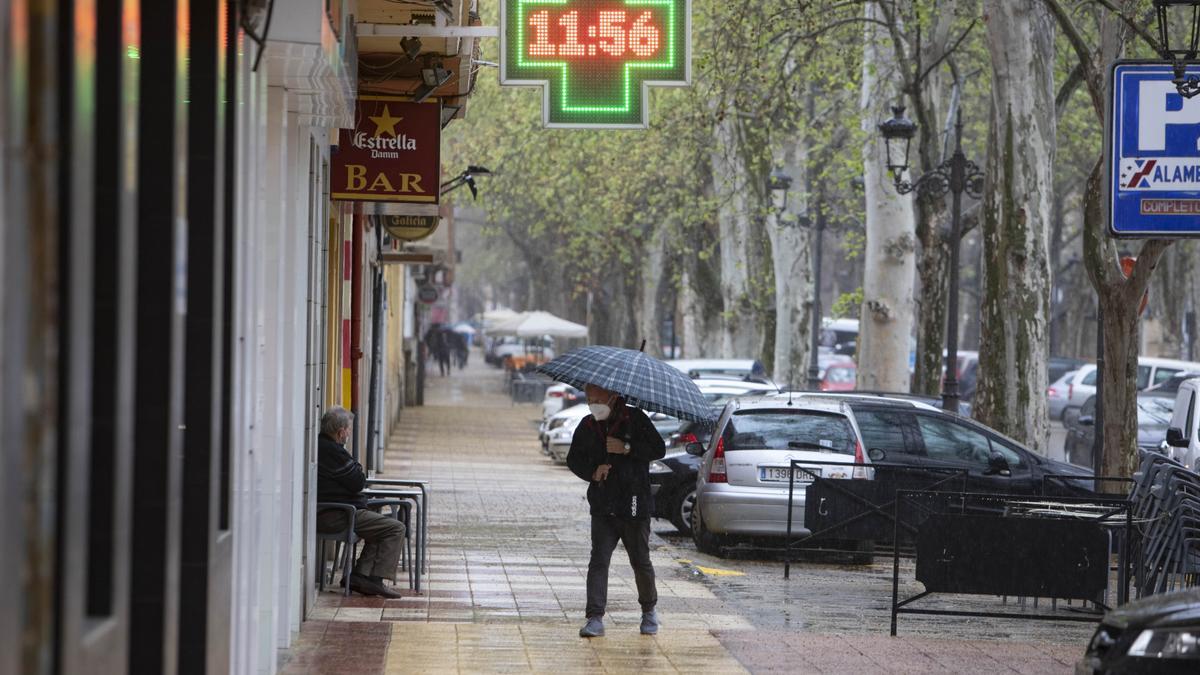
left=526, top=8, right=662, bottom=59
left=500, top=0, right=691, bottom=128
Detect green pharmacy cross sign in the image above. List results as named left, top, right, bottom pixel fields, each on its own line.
left=500, top=0, right=691, bottom=128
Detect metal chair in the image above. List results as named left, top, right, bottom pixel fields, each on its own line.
left=1130, top=459, right=1200, bottom=596
left=316, top=503, right=358, bottom=597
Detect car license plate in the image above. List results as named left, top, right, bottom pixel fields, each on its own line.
left=759, top=467, right=820, bottom=483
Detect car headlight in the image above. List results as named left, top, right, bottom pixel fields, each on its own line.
left=649, top=460, right=672, bottom=474
left=549, top=418, right=566, bottom=430
left=1128, top=628, right=1200, bottom=659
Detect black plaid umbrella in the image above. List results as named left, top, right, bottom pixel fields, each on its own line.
left=536, top=346, right=715, bottom=422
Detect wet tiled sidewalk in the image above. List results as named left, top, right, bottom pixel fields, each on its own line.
left=280, top=355, right=1093, bottom=674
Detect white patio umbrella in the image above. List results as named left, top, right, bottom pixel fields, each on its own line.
left=512, top=312, right=588, bottom=339
left=485, top=311, right=529, bottom=335
left=488, top=311, right=587, bottom=339
left=481, top=308, right=521, bottom=332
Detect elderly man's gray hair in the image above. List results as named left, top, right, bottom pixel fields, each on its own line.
left=320, top=407, right=354, bottom=437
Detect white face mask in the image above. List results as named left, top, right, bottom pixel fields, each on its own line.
left=589, top=403, right=612, bottom=421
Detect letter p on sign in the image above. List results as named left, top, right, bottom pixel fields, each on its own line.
left=1139, top=80, right=1200, bottom=151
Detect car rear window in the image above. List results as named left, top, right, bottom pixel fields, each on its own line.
left=725, top=410, right=856, bottom=454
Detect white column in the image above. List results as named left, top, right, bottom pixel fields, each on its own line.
left=230, top=51, right=269, bottom=675
left=275, top=113, right=314, bottom=646
left=255, top=84, right=289, bottom=673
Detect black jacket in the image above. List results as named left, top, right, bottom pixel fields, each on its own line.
left=567, top=405, right=666, bottom=519
left=317, top=433, right=367, bottom=509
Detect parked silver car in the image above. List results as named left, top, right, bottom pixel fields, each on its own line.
left=691, top=395, right=869, bottom=554
left=1047, top=369, right=1077, bottom=421
left=1064, top=358, right=1200, bottom=422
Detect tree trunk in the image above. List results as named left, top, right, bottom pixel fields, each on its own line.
left=913, top=236, right=949, bottom=395
left=901, top=0, right=956, bottom=397
left=1082, top=159, right=1174, bottom=477
left=680, top=170, right=724, bottom=358
left=712, top=114, right=769, bottom=359
left=766, top=137, right=814, bottom=387
left=857, top=0, right=917, bottom=392
left=1038, top=0, right=1180, bottom=477
left=1098, top=282, right=1142, bottom=478
left=681, top=264, right=723, bottom=357
left=974, top=0, right=1055, bottom=451
left=638, top=228, right=667, bottom=357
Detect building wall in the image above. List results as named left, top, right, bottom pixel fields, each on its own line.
left=0, top=1, right=357, bottom=674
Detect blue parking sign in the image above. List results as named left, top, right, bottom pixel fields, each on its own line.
left=1109, top=61, right=1200, bottom=237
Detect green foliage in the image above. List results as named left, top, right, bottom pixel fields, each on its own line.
left=832, top=288, right=864, bottom=320
left=841, top=230, right=866, bottom=261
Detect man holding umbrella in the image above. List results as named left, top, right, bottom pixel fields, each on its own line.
left=539, top=345, right=713, bottom=638
left=567, top=383, right=666, bottom=638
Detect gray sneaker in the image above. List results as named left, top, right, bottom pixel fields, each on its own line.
left=579, top=616, right=605, bottom=638
left=640, top=610, right=659, bottom=635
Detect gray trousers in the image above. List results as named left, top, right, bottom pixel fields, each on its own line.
left=586, top=516, right=657, bottom=618
left=317, top=507, right=405, bottom=579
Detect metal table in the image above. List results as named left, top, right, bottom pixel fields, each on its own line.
left=364, top=487, right=424, bottom=591
left=365, top=479, right=430, bottom=591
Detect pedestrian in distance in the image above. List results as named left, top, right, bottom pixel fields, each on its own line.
left=423, top=324, right=451, bottom=377
left=314, top=407, right=406, bottom=599
left=566, top=383, right=666, bottom=638
left=445, top=327, right=468, bottom=370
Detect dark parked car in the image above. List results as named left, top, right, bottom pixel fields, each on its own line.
left=844, top=398, right=1094, bottom=496
left=1077, top=587, right=1200, bottom=674
left=652, top=413, right=718, bottom=536
left=649, top=449, right=704, bottom=534
left=1063, top=393, right=1175, bottom=468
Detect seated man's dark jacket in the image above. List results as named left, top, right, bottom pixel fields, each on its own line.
left=566, top=405, right=666, bottom=519
left=317, top=433, right=367, bottom=509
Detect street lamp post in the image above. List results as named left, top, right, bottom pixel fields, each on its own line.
left=768, top=170, right=824, bottom=391
left=807, top=206, right=825, bottom=392
left=879, top=106, right=983, bottom=413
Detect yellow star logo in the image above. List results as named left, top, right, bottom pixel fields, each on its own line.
left=368, top=105, right=403, bottom=138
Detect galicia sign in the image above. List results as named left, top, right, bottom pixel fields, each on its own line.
left=332, top=97, right=441, bottom=204
left=500, top=0, right=691, bottom=128
left=1109, top=61, right=1200, bottom=237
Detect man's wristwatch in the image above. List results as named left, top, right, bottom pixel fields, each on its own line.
left=623, top=441, right=631, bottom=451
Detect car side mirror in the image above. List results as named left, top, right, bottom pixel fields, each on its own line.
left=867, top=448, right=886, bottom=462
left=1167, top=427, right=1189, bottom=448
left=685, top=442, right=706, bottom=456
left=986, top=452, right=1011, bottom=477
left=1078, top=415, right=1095, bottom=427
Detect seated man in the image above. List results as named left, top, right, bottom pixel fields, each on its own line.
left=316, top=407, right=405, bottom=598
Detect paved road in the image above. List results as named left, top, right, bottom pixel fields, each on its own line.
left=281, top=355, right=1094, bottom=674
